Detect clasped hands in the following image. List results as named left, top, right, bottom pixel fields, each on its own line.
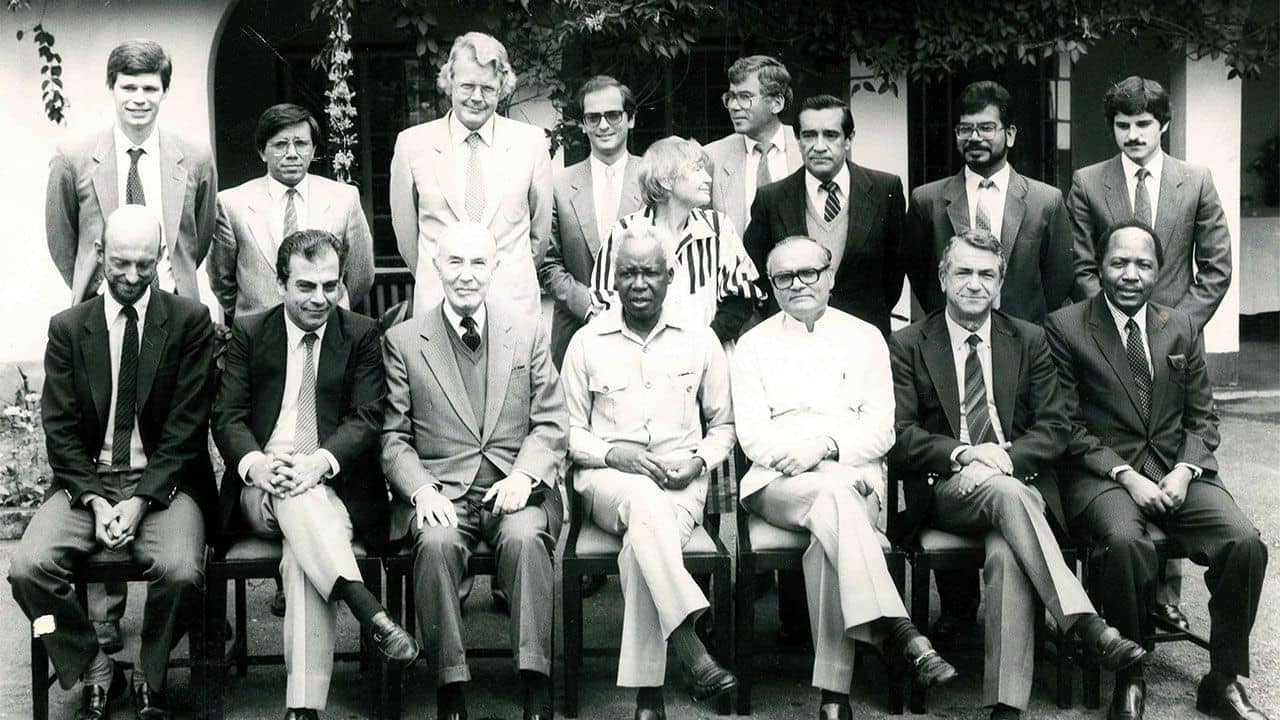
left=1118, top=465, right=1193, bottom=517
left=951, top=442, right=1015, bottom=496
left=247, top=452, right=331, bottom=499
left=766, top=436, right=874, bottom=496
left=89, top=495, right=148, bottom=550
left=605, top=446, right=706, bottom=491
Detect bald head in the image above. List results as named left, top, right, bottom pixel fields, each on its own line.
left=102, top=205, right=163, bottom=258
left=97, top=205, right=162, bottom=305
left=434, top=221, right=498, bottom=315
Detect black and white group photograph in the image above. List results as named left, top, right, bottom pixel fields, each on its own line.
left=0, top=1, right=1276, bottom=718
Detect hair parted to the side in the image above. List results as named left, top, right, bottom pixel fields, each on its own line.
left=437, top=32, right=518, bottom=99
left=1104, top=76, right=1171, bottom=126
left=106, top=39, right=173, bottom=90
left=276, top=229, right=349, bottom=283
left=939, top=229, right=1006, bottom=278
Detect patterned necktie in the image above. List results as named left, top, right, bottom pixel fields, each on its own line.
left=1133, top=167, right=1152, bottom=225
left=283, top=188, right=299, bottom=240
left=963, top=334, right=993, bottom=445
left=821, top=180, right=841, bottom=223
left=126, top=148, right=146, bottom=205
left=464, top=131, right=485, bottom=222
left=295, top=332, right=319, bottom=455
left=755, top=142, right=773, bottom=187
left=460, top=315, right=481, bottom=352
left=974, top=178, right=995, bottom=232
left=1124, top=318, right=1163, bottom=477
left=112, top=304, right=140, bottom=468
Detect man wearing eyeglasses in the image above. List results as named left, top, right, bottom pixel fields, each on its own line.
left=734, top=236, right=955, bottom=720
left=391, top=32, right=553, bottom=322
left=540, top=75, right=644, bottom=368
left=210, top=103, right=376, bottom=328
left=704, top=55, right=803, bottom=236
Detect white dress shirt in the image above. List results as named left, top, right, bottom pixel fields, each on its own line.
left=266, top=173, right=311, bottom=247
left=1121, top=151, right=1164, bottom=226
left=742, top=124, right=790, bottom=212
left=804, top=163, right=851, bottom=215
left=97, top=288, right=151, bottom=470
left=590, top=154, right=628, bottom=242
left=236, top=313, right=340, bottom=482
left=944, top=311, right=1007, bottom=447
left=964, top=162, right=1011, bottom=241
left=441, top=299, right=487, bottom=340
left=113, top=124, right=172, bottom=291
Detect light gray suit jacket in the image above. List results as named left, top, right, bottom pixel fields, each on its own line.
left=1067, top=153, right=1231, bottom=330
left=539, top=154, right=643, bottom=366
left=389, top=113, right=553, bottom=320
left=704, top=126, right=803, bottom=235
left=381, top=299, right=568, bottom=539
left=46, top=127, right=218, bottom=304
left=208, top=174, right=375, bottom=324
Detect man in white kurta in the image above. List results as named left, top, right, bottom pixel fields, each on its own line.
left=561, top=226, right=738, bottom=718
left=732, top=236, right=956, bottom=718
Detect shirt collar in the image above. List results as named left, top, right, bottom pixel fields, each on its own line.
left=589, top=153, right=627, bottom=179
left=267, top=173, right=310, bottom=204
left=450, top=111, right=496, bottom=148
left=592, top=303, right=686, bottom=339
left=777, top=307, right=831, bottom=335
left=805, top=163, right=851, bottom=200
left=744, top=124, right=787, bottom=156
left=963, top=162, right=1011, bottom=194
left=944, top=310, right=993, bottom=352
left=283, top=309, right=328, bottom=350
left=442, top=299, right=486, bottom=337
left=1121, top=150, right=1163, bottom=183
left=114, top=123, right=160, bottom=159
left=103, top=286, right=152, bottom=326
left=1104, top=293, right=1147, bottom=336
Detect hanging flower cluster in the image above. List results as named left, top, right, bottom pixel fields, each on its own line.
left=318, top=0, right=358, bottom=183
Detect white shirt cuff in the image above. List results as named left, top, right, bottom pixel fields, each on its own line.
left=511, top=469, right=541, bottom=487
left=949, top=445, right=970, bottom=471
left=238, top=451, right=267, bottom=485
left=317, top=448, right=340, bottom=478
left=409, top=484, right=436, bottom=507
left=1175, top=462, right=1202, bottom=480
left=1109, top=464, right=1134, bottom=481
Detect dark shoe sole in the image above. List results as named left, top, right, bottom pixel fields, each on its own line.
left=690, top=676, right=738, bottom=702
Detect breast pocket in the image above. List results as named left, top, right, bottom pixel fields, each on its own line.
left=665, top=369, right=699, bottom=429
left=588, top=373, right=631, bottom=427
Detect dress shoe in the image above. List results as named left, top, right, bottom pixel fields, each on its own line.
left=818, top=701, right=853, bottom=720
left=688, top=659, right=738, bottom=702
left=902, top=635, right=958, bottom=687
left=1153, top=602, right=1192, bottom=632
left=1108, top=677, right=1145, bottom=720
left=74, top=662, right=125, bottom=720
left=634, top=708, right=666, bottom=720
left=283, top=710, right=320, bottom=720
left=133, top=681, right=172, bottom=720
left=95, top=620, right=124, bottom=654
left=581, top=573, right=608, bottom=599
left=990, top=702, right=1023, bottom=720
left=369, top=611, right=419, bottom=668
left=1196, top=675, right=1270, bottom=719
left=1079, top=618, right=1147, bottom=672
left=271, top=589, right=287, bottom=618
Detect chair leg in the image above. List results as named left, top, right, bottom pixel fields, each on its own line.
left=384, top=570, right=404, bottom=720
left=562, top=562, right=582, bottom=719
left=909, top=556, right=930, bottom=714
left=188, top=588, right=207, bottom=715
left=734, top=555, right=755, bottom=717
left=887, top=553, right=906, bottom=716
left=204, top=576, right=227, bottom=720
left=31, top=635, right=49, bottom=720
left=1056, top=616, right=1074, bottom=708
left=713, top=558, right=732, bottom=717
left=1082, top=554, right=1102, bottom=710
left=233, top=578, right=248, bottom=678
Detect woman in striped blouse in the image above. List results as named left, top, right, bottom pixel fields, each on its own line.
left=589, top=136, right=764, bottom=343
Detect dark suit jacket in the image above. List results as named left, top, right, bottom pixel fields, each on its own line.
left=46, top=127, right=218, bottom=304
left=211, top=306, right=388, bottom=551
left=887, top=310, right=1071, bottom=544
left=538, top=154, right=642, bottom=366
left=905, top=167, right=1073, bottom=323
left=1067, top=154, right=1231, bottom=330
left=41, top=291, right=217, bottom=527
left=743, top=163, right=906, bottom=337
left=1045, top=295, right=1221, bottom=520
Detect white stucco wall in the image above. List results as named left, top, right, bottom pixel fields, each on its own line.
left=0, top=0, right=236, bottom=362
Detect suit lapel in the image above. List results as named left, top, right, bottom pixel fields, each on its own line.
left=257, top=310, right=288, bottom=442
left=780, top=170, right=808, bottom=234
left=430, top=118, right=467, bottom=221
left=245, top=178, right=277, bottom=265
left=81, top=297, right=112, bottom=431
left=135, top=292, right=170, bottom=410
left=310, top=175, right=336, bottom=231
left=479, top=118, right=508, bottom=229
left=1153, top=157, right=1184, bottom=253
left=420, top=308, right=481, bottom=439
left=316, top=309, right=351, bottom=440
left=1145, top=304, right=1173, bottom=424
left=943, top=172, right=969, bottom=235
left=91, top=130, right=119, bottom=220
left=1087, top=296, right=1145, bottom=423
left=1000, top=170, right=1028, bottom=261
left=481, top=313, right=515, bottom=443
left=158, top=132, right=187, bottom=257
left=921, top=315, right=961, bottom=437
left=840, top=163, right=880, bottom=277
left=568, top=162, right=601, bottom=256
left=1101, top=156, right=1131, bottom=225
left=717, top=139, right=746, bottom=229
left=990, top=314, right=1021, bottom=433
left=620, top=153, right=644, bottom=216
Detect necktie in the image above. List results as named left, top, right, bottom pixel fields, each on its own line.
left=126, top=148, right=146, bottom=205
left=963, top=334, right=993, bottom=445
left=974, top=178, right=995, bottom=232
left=755, top=142, right=773, bottom=187
left=464, top=131, right=485, bottom=222
left=1133, top=167, right=1152, bottom=225
left=283, top=188, right=299, bottom=240
left=111, top=304, right=140, bottom=469
left=599, top=165, right=618, bottom=240
left=1123, top=318, right=1163, bottom=477
left=460, top=315, right=481, bottom=352
left=821, top=180, right=841, bottom=223
left=295, top=332, right=319, bottom=455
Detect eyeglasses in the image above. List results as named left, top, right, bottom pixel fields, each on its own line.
left=582, top=110, right=626, bottom=127
left=457, top=82, right=499, bottom=99
left=265, top=137, right=314, bottom=155
left=722, top=91, right=773, bottom=109
left=954, top=122, right=1006, bottom=139
left=769, top=265, right=829, bottom=290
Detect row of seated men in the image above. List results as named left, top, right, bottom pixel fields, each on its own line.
left=22, top=28, right=1258, bottom=720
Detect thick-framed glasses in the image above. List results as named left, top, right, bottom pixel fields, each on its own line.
left=770, top=265, right=829, bottom=290
left=265, top=138, right=314, bottom=156
left=954, top=122, right=1006, bottom=139
left=722, top=91, right=771, bottom=109
left=457, top=82, right=499, bottom=99
left=582, top=110, right=626, bottom=127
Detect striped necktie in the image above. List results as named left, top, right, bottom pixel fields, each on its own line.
left=283, top=188, right=299, bottom=240
left=295, top=332, right=319, bottom=455
left=821, top=180, right=841, bottom=223
left=963, top=334, right=994, bottom=445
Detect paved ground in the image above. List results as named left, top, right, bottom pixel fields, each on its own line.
left=0, top=401, right=1276, bottom=719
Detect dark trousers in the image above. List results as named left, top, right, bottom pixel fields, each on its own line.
left=1071, top=481, right=1266, bottom=677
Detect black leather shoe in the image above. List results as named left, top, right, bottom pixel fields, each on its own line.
left=1108, top=677, right=1145, bottom=720
left=818, top=701, right=853, bottom=720
left=94, top=620, right=124, bottom=655
left=1153, top=603, right=1192, bottom=632
left=1079, top=619, right=1147, bottom=672
left=369, top=611, right=419, bottom=668
left=271, top=589, right=287, bottom=618
left=1197, top=675, right=1270, bottom=719
left=74, top=662, right=126, bottom=720
left=283, top=709, right=320, bottom=720
left=990, top=703, right=1023, bottom=720
left=688, top=659, right=738, bottom=702
left=634, top=708, right=666, bottom=720
left=133, top=681, right=171, bottom=720
left=902, top=635, right=958, bottom=687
